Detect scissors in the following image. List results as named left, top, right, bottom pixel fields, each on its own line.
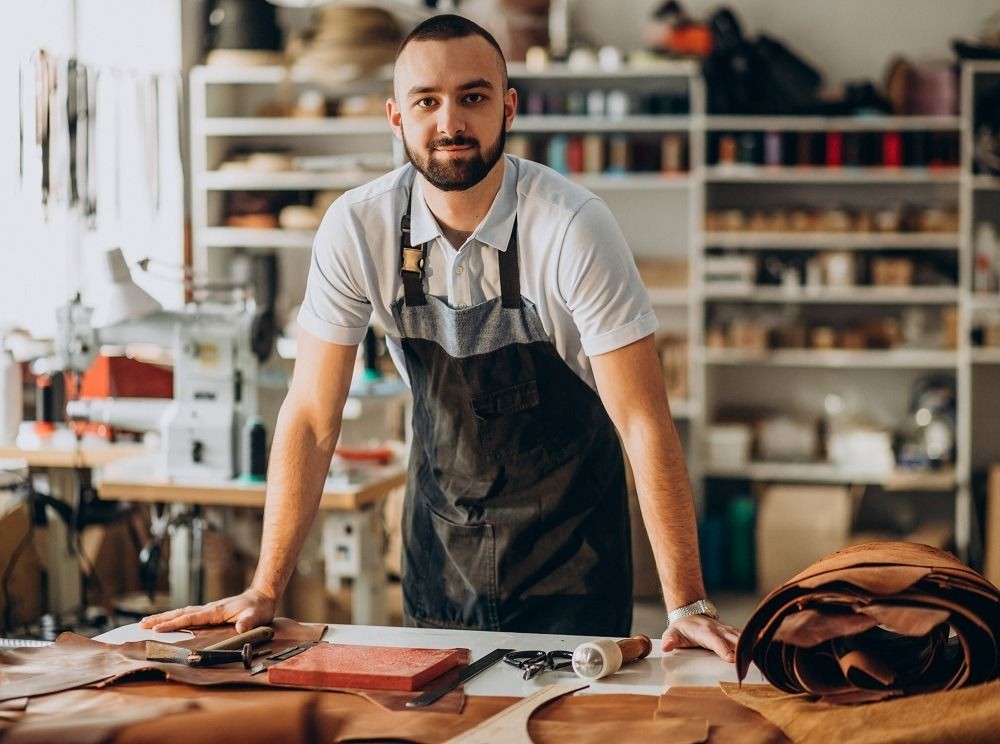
left=502, top=649, right=574, bottom=680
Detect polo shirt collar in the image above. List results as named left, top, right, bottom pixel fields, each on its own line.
left=407, top=155, right=518, bottom=252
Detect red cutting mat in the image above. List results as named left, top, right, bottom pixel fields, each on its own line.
left=267, top=644, right=464, bottom=691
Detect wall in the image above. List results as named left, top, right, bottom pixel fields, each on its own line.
left=573, top=0, right=995, bottom=87
left=1, top=0, right=185, bottom=341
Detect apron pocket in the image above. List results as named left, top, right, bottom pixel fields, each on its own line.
left=417, top=509, right=499, bottom=630
left=471, top=380, right=544, bottom=459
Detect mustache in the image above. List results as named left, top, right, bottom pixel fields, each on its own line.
left=429, top=134, right=480, bottom=149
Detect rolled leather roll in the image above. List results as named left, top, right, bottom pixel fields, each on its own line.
left=736, top=541, right=1000, bottom=704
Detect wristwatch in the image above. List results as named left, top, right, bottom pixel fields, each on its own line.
left=667, top=599, right=718, bottom=627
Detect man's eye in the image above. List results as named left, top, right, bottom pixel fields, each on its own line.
left=416, top=98, right=436, bottom=108
left=465, top=94, right=485, bottom=104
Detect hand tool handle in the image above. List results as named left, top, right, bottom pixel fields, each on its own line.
left=204, top=626, right=274, bottom=651
left=617, top=634, right=652, bottom=664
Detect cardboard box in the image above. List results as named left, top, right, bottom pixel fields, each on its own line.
left=0, top=498, right=44, bottom=631
left=756, top=484, right=853, bottom=592
left=871, top=257, right=914, bottom=287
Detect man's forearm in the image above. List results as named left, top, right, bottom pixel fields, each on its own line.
left=249, top=399, right=342, bottom=601
left=625, top=417, right=707, bottom=611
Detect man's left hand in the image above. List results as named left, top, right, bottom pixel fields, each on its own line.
left=662, top=615, right=741, bottom=663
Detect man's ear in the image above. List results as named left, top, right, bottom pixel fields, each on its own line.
left=504, top=88, right=518, bottom=131
left=386, top=97, right=403, bottom=140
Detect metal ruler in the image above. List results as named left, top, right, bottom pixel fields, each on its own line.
left=444, top=682, right=589, bottom=743
left=406, top=647, right=514, bottom=708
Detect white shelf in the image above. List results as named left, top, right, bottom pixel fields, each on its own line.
left=971, top=348, right=1000, bottom=365
left=647, top=287, right=690, bottom=306
left=669, top=399, right=697, bottom=420
left=704, top=286, right=958, bottom=304
left=507, top=60, right=699, bottom=80
left=199, top=171, right=374, bottom=191
left=702, top=348, right=957, bottom=369
left=191, top=64, right=392, bottom=86
left=704, top=166, right=962, bottom=183
left=569, top=173, right=692, bottom=190
left=971, top=175, right=1000, bottom=191
left=200, top=227, right=314, bottom=249
left=702, top=232, right=960, bottom=250
left=704, top=461, right=956, bottom=488
left=705, top=115, right=960, bottom=131
left=513, top=115, right=690, bottom=133
left=969, top=294, right=1000, bottom=311
left=202, top=117, right=390, bottom=136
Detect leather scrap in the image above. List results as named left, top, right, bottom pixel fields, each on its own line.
left=721, top=679, right=1000, bottom=744
left=1, top=689, right=196, bottom=744
left=735, top=541, right=1000, bottom=703
left=0, top=621, right=465, bottom=714
left=657, top=685, right=791, bottom=743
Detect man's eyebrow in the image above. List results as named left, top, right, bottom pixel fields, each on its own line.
left=406, top=78, right=495, bottom=98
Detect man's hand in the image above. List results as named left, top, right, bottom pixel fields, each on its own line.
left=662, top=615, right=741, bottom=663
left=138, top=588, right=276, bottom=634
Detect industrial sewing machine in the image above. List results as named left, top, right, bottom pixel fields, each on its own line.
left=54, top=248, right=273, bottom=481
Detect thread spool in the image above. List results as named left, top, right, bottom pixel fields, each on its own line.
left=240, top=415, right=267, bottom=482
left=571, top=634, right=652, bottom=680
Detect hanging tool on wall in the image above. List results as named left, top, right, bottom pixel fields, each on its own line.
left=66, top=58, right=80, bottom=207
left=75, top=62, right=90, bottom=218
left=85, top=66, right=98, bottom=226
left=33, top=49, right=52, bottom=212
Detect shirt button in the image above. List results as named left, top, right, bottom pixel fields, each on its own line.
left=455, top=266, right=464, bottom=275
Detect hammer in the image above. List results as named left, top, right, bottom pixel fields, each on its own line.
left=146, top=626, right=274, bottom=669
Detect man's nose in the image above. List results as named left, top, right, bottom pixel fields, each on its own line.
left=436, top=100, right=465, bottom=137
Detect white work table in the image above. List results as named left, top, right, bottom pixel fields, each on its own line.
left=98, top=623, right=761, bottom=698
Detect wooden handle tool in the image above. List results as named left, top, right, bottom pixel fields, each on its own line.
left=203, top=626, right=274, bottom=651
left=571, top=634, right=652, bottom=680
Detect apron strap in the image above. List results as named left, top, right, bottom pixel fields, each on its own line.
left=400, top=212, right=429, bottom=307
left=399, top=200, right=521, bottom=310
left=498, top=217, right=521, bottom=309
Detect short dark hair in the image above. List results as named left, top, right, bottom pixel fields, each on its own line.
left=396, top=14, right=508, bottom=88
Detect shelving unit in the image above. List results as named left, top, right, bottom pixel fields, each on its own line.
left=503, top=61, right=706, bottom=504
left=961, top=60, right=1000, bottom=541
left=702, top=232, right=960, bottom=250
left=189, top=65, right=396, bottom=281
left=188, top=59, right=998, bottom=567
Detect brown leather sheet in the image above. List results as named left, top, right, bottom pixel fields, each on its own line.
left=722, top=679, right=1000, bottom=744
left=0, top=680, right=793, bottom=744
left=735, top=541, right=1000, bottom=703
left=0, top=621, right=465, bottom=714
left=657, top=686, right=791, bottom=743
left=1, top=690, right=197, bottom=744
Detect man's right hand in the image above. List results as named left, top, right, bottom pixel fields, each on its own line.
left=138, top=588, right=276, bottom=634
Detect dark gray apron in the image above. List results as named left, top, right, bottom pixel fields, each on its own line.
left=391, top=188, right=632, bottom=636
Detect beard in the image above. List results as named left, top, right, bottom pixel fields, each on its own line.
left=403, top=123, right=506, bottom=192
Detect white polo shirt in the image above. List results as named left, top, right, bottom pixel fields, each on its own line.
left=297, top=154, right=657, bottom=391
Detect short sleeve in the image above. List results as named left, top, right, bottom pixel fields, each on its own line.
left=296, top=199, right=373, bottom=346
left=556, top=198, right=658, bottom=356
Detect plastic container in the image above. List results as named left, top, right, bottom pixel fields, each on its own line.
left=706, top=423, right=752, bottom=466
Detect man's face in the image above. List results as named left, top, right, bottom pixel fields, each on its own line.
left=388, top=36, right=516, bottom=192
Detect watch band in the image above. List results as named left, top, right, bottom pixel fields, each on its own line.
left=667, top=599, right=718, bottom=626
